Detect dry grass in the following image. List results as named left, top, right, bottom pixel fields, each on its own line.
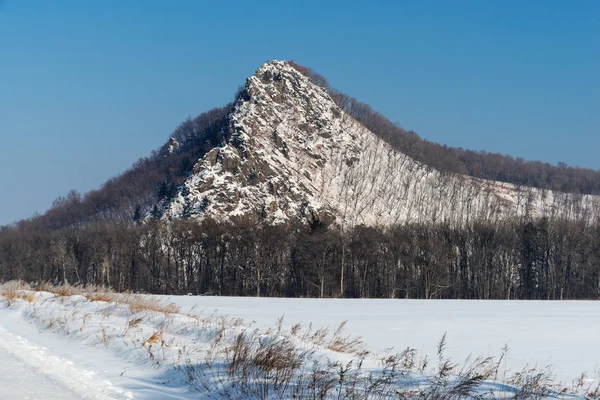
left=80, top=313, right=90, bottom=332
left=35, top=282, right=83, bottom=296
left=188, top=330, right=588, bottom=400
left=128, top=316, right=143, bottom=329
left=100, top=326, right=111, bottom=347
left=4, top=281, right=179, bottom=315
left=327, top=321, right=366, bottom=355
left=85, top=288, right=179, bottom=316
left=1, top=280, right=181, bottom=337
left=34, top=282, right=115, bottom=298
left=122, top=316, right=143, bottom=337
left=1, top=287, right=20, bottom=306
left=122, top=294, right=180, bottom=315
left=145, top=329, right=165, bottom=347
left=0, top=281, right=35, bottom=306
left=54, top=285, right=83, bottom=297
left=22, top=292, right=37, bottom=303
left=143, top=329, right=167, bottom=364
left=85, top=292, right=117, bottom=303
left=190, top=329, right=479, bottom=399
left=2, top=280, right=598, bottom=399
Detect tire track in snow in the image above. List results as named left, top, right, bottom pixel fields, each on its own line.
left=0, top=323, right=134, bottom=400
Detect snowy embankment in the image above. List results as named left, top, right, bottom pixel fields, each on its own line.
left=0, top=282, right=599, bottom=399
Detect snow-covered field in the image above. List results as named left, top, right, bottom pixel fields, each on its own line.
left=0, top=284, right=598, bottom=399
left=172, top=297, right=600, bottom=384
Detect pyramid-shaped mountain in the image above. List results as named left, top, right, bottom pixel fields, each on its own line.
left=166, top=61, right=597, bottom=227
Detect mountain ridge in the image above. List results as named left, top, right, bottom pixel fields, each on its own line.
left=4, top=60, right=600, bottom=231
left=164, top=60, right=599, bottom=227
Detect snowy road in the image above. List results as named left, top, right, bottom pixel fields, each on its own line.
left=0, top=320, right=135, bottom=400
left=0, top=305, right=202, bottom=400
left=0, top=346, right=81, bottom=400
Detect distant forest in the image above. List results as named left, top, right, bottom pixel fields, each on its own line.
left=1, top=217, right=599, bottom=300
left=1, top=61, right=600, bottom=300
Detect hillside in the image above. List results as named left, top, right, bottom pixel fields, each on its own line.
left=4, top=60, right=599, bottom=232
left=165, top=60, right=599, bottom=227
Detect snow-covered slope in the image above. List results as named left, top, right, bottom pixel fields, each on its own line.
left=167, top=61, right=600, bottom=226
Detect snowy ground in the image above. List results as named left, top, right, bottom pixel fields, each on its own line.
left=0, top=345, right=80, bottom=400
left=172, top=297, right=600, bottom=384
left=0, top=286, right=598, bottom=399
left=0, top=291, right=210, bottom=399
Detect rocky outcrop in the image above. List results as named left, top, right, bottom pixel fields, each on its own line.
left=165, top=61, right=600, bottom=226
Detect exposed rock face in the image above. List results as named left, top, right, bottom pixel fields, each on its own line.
left=166, top=61, right=599, bottom=226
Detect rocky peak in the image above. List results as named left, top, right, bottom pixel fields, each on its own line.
left=165, top=60, right=598, bottom=226
left=166, top=60, right=361, bottom=224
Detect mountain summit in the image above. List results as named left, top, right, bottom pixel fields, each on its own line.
left=166, top=61, right=596, bottom=226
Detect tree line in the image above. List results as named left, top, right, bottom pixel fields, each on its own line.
left=1, top=216, right=598, bottom=300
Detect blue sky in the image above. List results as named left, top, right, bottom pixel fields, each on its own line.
left=0, top=0, right=598, bottom=225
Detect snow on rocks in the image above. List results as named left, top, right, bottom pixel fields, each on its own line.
left=166, top=60, right=600, bottom=227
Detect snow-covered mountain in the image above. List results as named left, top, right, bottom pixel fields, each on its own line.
left=166, top=60, right=600, bottom=227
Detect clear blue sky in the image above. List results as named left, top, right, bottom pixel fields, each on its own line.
left=1, top=0, right=598, bottom=225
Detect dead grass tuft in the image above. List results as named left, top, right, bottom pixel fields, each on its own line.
left=22, top=292, right=37, bottom=303
left=85, top=292, right=117, bottom=303
left=0, top=281, right=34, bottom=306
left=327, top=321, right=366, bottom=355
left=54, top=284, right=83, bottom=297
left=1, top=288, right=19, bottom=305
left=123, top=316, right=143, bottom=336
left=123, top=294, right=180, bottom=315
left=145, top=329, right=165, bottom=346
left=35, top=282, right=83, bottom=297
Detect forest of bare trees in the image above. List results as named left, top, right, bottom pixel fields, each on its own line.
left=1, top=216, right=599, bottom=300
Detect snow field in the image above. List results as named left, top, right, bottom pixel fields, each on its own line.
left=171, top=297, right=600, bottom=385
left=1, top=283, right=599, bottom=399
